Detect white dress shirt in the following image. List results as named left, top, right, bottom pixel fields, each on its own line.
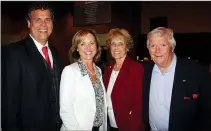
left=149, top=54, right=177, bottom=131
left=29, top=34, right=53, bottom=67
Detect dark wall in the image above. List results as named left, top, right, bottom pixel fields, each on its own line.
left=110, top=2, right=141, bottom=60
left=2, top=1, right=210, bottom=66
left=1, top=1, right=141, bottom=66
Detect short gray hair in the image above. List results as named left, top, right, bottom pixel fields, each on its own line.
left=146, top=27, right=176, bottom=49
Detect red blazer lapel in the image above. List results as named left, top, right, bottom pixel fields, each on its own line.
left=103, top=56, right=131, bottom=92
left=111, top=56, right=131, bottom=96
left=103, top=63, right=114, bottom=91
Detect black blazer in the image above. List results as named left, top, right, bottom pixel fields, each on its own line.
left=143, top=58, right=211, bottom=131
left=2, top=36, right=63, bottom=131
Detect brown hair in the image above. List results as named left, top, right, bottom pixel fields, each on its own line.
left=106, top=28, right=134, bottom=51
left=68, top=29, right=101, bottom=63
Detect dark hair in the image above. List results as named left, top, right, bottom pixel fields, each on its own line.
left=25, top=2, right=55, bottom=21
left=68, top=29, right=101, bottom=64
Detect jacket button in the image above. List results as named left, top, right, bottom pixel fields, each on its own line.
left=52, top=100, right=56, bottom=103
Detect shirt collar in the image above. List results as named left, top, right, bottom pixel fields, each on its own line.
left=29, top=34, right=49, bottom=52
left=77, top=59, right=101, bottom=77
left=153, top=53, right=177, bottom=74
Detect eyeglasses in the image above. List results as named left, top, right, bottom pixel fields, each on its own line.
left=110, top=42, right=125, bottom=48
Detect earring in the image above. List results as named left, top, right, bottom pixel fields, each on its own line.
left=77, top=49, right=78, bottom=52
left=127, top=49, right=129, bottom=52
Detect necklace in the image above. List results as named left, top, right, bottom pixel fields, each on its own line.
left=86, top=67, right=96, bottom=75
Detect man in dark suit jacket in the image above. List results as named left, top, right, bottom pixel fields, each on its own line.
left=143, top=27, right=211, bottom=131
left=2, top=3, right=63, bottom=131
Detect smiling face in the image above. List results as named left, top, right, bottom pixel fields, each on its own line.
left=148, top=34, right=174, bottom=69
left=27, top=9, right=53, bottom=45
left=110, top=36, right=127, bottom=61
left=78, top=33, right=97, bottom=63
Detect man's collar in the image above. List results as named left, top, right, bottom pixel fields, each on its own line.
left=153, top=53, right=177, bottom=74
left=29, top=34, right=49, bottom=50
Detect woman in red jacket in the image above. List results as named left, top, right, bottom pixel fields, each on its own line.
left=103, top=28, right=144, bottom=131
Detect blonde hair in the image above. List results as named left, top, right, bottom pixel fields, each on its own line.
left=147, top=27, right=176, bottom=49
left=68, top=29, right=101, bottom=63
left=106, top=28, right=134, bottom=51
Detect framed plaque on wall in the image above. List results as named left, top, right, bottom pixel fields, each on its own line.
left=73, top=1, right=111, bottom=26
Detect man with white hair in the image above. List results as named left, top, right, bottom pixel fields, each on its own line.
left=143, top=27, right=211, bottom=131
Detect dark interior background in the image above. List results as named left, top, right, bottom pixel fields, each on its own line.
left=1, top=1, right=211, bottom=66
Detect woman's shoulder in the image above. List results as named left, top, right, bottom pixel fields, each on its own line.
left=63, top=62, right=80, bottom=72
left=129, top=59, right=143, bottom=68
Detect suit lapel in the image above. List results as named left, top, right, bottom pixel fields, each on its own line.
left=24, top=36, right=47, bottom=75
left=111, top=56, right=131, bottom=97
left=143, top=59, right=187, bottom=130
left=49, top=45, right=61, bottom=70
left=168, top=59, right=185, bottom=130
left=104, top=64, right=114, bottom=91
left=22, top=36, right=53, bottom=103
left=143, top=61, right=154, bottom=123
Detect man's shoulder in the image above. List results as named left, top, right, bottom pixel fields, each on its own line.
left=178, top=57, right=207, bottom=68
left=3, top=38, right=26, bottom=54
left=177, top=57, right=209, bottom=74
left=142, top=60, right=154, bottom=70
left=178, top=57, right=198, bottom=64
left=67, top=62, right=80, bottom=70
left=49, top=44, right=58, bottom=52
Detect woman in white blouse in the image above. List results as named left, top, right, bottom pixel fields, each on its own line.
left=59, top=29, right=107, bottom=131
